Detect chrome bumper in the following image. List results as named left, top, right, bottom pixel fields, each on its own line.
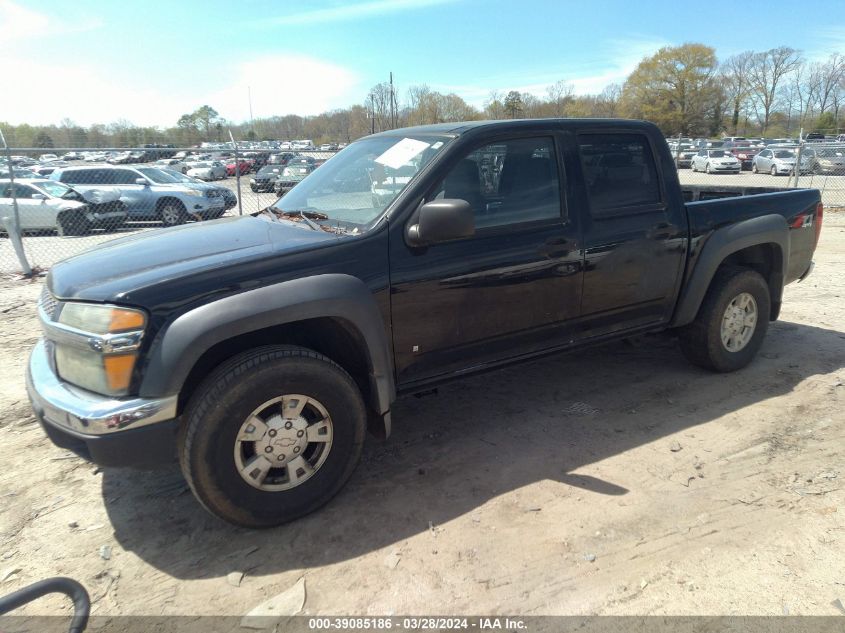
left=26, top=339, right=178, bottom=436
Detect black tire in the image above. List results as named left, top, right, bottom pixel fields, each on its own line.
left=250, top=185, right=258, bottom=192
left=56, top=211, right=90, bottom=236
left=678, top=267, right=770, bottom=372
left=752, top=162, right=758, bottom=174
left=158, top=200, right=187, bottom=226
left=771, top=165, right=778, bottom=176
left=705, top=162, right=711, bottom=174
left=179, top=345, right=367, bottom=528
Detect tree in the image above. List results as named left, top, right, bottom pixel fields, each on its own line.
left=748, top=46, right=802, bottom=133
left=546, top=80, right=573, bottom=117
left=620, top=43, right=722, bottom=135
left=503, top=91, right=523, bottom=118
left=33, top=131, right=54, bottom=148
left=192, top=105, right=219, bottom=140
left=721, top=51, right=754, bottom=135
left=484, top=91, right=505, bottom=119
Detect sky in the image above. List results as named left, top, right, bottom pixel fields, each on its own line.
left=1, top=0, right=844, bottom=128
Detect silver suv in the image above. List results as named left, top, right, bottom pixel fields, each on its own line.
left=50, top=165, right=228, bottom=226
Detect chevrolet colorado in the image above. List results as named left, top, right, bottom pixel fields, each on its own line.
left=27, top=119, right=822, bottom=527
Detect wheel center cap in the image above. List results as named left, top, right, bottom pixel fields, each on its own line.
left=254, top=415, right=309, bottom=465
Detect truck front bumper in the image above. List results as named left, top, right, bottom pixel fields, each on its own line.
left=26, top=340, right=179, bottom=467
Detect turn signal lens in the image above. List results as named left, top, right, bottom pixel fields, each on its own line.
left=104, top=355, right=137, bottom=392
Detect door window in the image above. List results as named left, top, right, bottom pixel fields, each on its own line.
left=578, top=133, right=662, bottom=217
left=432, top=137, right=562, bottom=230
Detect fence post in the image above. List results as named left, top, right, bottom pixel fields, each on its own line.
left=229, top=130, right=243, bottom=216
left=0, top=127, right=33, bottom=276
left=2, top=216, right=33, bottom=277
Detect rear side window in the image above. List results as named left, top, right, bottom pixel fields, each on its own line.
left=578, top=134, right=662, bottom=217
left=112, top=170, right=140, bottom=185
left=58, top=169, right=98, bottom=185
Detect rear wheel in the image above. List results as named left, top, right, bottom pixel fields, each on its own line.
left=752, top=162, right=758, bottom=174
left=705, top=163, right=711, bottom=174
left=179, top=345, right=367, bottom=527
left=691, top=162, right=697, bottom=172
left=159, top=200, right=187, bottom=226
left=771, top=165, right=778, bottom=176
left=679, top=267, right=770, bottom=372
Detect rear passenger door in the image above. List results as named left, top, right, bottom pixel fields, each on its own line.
left=576, top=132, right=686, bottom=336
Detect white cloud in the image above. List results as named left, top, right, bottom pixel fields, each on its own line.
left=0, top=54, right=361, bottom=128
left=259, top=0, right=457, bottom=26
left=207, top=56, right=361, bottom=121
left=0, top=0, right=101, bottom=44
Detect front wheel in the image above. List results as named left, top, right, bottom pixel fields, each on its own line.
left=752, top=163, right=758, bottom=174
left=159, top=201, right=187, bottom=226
left=678, top=267, right=770, bottom=372
left=691, top=162, right=697, bottom=172
left=179, top=345, right=367, bottom=527
left=771, top=165, right=778, bottom=176
left=705, top=163, right=711, bottom=174
left=56, top=211, right=90, bottom=236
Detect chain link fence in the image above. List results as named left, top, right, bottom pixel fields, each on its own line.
left=3, top=135, right=845, bottom=275
left=0, top=144, right=337, bottom=274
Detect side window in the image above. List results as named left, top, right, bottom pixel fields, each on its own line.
left=12, top=184, right=36, bottom=199
left=433, top=136, right=561, bottom=230
left=111, top=170, right=139, bottom=185
left=577, top=133, right=661, bottom=217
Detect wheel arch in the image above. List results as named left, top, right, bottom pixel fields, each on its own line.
left=154, top=196, right=187, bottom=214
left=139, top=274, right=395, bottom=436
left=672, top=214, right=789, bottom=327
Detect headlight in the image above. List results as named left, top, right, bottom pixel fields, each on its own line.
left=182, top=189, right=204, bottom=197
left=55, top=303, right=146, bottom=396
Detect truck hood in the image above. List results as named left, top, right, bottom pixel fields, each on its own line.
left=47, top=215, right=342, bottom=302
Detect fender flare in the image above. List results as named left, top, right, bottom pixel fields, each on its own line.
left=138, top=274, right=395, bottom=416
left=671, top=214, right=790, bottom=327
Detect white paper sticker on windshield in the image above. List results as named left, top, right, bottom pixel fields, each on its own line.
left=374, top=138, right=430, bottom=170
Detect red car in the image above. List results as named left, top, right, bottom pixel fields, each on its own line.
left=225, top=158, right=254, bottom=177
left=728, top=146, right=759, bottom=171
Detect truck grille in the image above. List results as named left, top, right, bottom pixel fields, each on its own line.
left=39, top=287, right=58, bottom=321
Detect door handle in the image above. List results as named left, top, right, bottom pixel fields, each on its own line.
left=539, top=238, right=572, bottom=257
left=647, top=223, right=675, bottom=240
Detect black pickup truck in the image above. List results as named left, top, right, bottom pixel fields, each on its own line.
left=27, top=119, right=822, bottom=527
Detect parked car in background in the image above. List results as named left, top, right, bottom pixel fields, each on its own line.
left=159, top=168, right=238, bottom=212
left=690, top=149, right=741, bottom=173
left=108, top=152, right=134, bottom=165
left=752, top=148, right=813, bottom=176
left=727, top=146, right=759, bottom=170
left=267, top=152, right=297, bottom=166
left=38, top=153, right=58, bottom=162
left=61, top=152, right=83, bottom=161
left=0, top=178, right=126, bottom=235
left=50, top=165, right=226, bottom=225
left=250, top=165, right=285, bottom=192
left=670, top=143, right=697, bottom=168
left=224, top=158, right=254, bottom=177
left=1, top=166, right=38, bottom=179
left=810, top=147, right=845, bottom=175
left=155, top=158, right=188, bottom=174
left=804, top=132, right=826, bottom=142
left=273, top=162, right=316, bottom=196
left=186, top=161, right=227, bottom=181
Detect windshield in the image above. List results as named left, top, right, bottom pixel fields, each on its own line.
left=774, top=150, right=795, bottom=158
left=136, top=167, right=181, bottom=183
left=258, top=166, right=282, bottom=176
left=708, top=150, right=727, bottom=157
left=33, top=181, right=72, bottom=197
left=271, top=135, right=450, bottom=228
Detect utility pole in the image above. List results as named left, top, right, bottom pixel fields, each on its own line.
left=248, top=86, right=255, bottom=137
left=389, top=72, right=396, bottom=129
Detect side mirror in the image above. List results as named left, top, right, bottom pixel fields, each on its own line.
left=135, top=178, right=148, bottom=186
left=31, top=193, right=47, bottom=201
left=407, top=198, right=475, bottom=246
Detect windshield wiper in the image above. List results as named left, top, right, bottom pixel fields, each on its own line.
left=286, top=210, right=321, bottom=231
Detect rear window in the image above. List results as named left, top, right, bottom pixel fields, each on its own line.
left=578, top=133, right=662, bottom=217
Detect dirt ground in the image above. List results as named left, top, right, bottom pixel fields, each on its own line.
left=0, top=212, right=843, bottom=619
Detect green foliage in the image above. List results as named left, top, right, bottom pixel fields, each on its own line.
left=504, top=91, right=524, bottom=118
left=33, top=131, right=54, bottom=148
left=620, top=43, right=721, bottom=136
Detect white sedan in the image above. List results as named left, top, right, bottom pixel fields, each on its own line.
left=0, top=178, right=125, bottom=235
left=155, top=158, right=188, bottom=174
left=690, top=149, right=741, bottom=174
left=186, top=161, right=227, bottom=181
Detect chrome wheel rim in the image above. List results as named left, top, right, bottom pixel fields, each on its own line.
left=234, top=394, right=333, bottom=491
left=162, top=205, right=181, bottom=225
left=720, top=292, right=757, bottom=352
